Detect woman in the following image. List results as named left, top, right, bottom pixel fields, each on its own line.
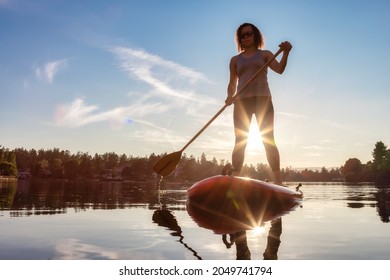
left=225, top=23, right=292, bottom=185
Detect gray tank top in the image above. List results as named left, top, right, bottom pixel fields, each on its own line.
left=236, top=50, right=271, bottom=98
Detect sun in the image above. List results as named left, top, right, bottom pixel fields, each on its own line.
left=252, top=225, right=266, bottom=235
left=247, top=122, right=264, bottom=152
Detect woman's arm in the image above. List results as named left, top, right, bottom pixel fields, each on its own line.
left=266, top=41, right=292, bottom=74
left=225, top=56, right=238, bottom=105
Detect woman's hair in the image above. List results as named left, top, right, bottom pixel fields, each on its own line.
left=235, top=23, right=265, bottom=52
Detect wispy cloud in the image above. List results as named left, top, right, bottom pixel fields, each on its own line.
left=278, top=111, right=308, bottom=120
left=55, top=238, right=119, bottom=260
left=111, top=47, right=215, bottom=104
left=54, top=47, right=218, bottom=131
left=55, top=98, right=170, bottom=128
left=35, top=59, right=68, bottom=83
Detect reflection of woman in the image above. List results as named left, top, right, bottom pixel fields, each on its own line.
left=223, top=218, right=282, bottom=260
left=234, top=231, right=251, bottom=260
left=263, top=218, right=282, bottom=260
left=225, top=23, right=292, bottom=185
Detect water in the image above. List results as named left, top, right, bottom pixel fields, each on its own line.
left=0, top=179, right=389, bottom=260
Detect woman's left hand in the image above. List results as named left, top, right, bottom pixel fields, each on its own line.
left=279, top=41, right=292, bottom=52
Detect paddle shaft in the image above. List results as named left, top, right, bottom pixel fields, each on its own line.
left=180, top=48, right=283, bottom=152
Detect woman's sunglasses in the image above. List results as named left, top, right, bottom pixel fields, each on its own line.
left=240, top=31, right=254, bottom=40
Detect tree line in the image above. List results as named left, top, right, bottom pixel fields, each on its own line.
left=0, top=141, right=389, bottom=183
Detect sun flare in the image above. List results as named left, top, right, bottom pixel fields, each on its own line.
left=247, top=122, right=264, bottom=152
left=252, top=226, right=266, bottom=235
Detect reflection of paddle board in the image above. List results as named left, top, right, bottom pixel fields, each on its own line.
left=187, top=175, right=303, bottom=234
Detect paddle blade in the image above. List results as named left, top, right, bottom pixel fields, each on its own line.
left=153, top=151, right=182, bottom=177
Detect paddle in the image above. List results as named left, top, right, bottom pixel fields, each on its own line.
left=153, top=47, right=283, bottom=177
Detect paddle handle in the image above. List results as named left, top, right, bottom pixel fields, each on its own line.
left=181, top=105, right=228, bottom=152
left=180, top=47, right=283, bottom=153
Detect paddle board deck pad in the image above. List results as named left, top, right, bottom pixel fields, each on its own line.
left=187, top=175, right=303, bottom=234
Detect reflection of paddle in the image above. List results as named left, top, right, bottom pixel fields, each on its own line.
left=153, top=48, right=283, bottom=177
left=152, top=207, right=202, bottom=260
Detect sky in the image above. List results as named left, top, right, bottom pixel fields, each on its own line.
left=1, top=0, right=389, bottom=169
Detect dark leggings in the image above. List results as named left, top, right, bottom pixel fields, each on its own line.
left=232, top=96, right=280, bottom=172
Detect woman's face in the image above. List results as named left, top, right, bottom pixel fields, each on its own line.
left=239, top=25, right=255, bottom=49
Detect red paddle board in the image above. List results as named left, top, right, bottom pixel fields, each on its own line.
left=187, top=175, right=303, bottom=234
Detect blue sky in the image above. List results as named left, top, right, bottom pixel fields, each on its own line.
left=1, top=0, right=389, bottom=168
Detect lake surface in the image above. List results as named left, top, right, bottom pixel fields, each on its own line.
left=1, top=179, right=389, bottom=260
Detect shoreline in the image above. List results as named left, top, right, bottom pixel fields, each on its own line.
left=0, top=176, right=17, bottom=182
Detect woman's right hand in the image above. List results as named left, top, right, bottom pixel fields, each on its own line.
left=225, top=96, right=234, bottom=106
